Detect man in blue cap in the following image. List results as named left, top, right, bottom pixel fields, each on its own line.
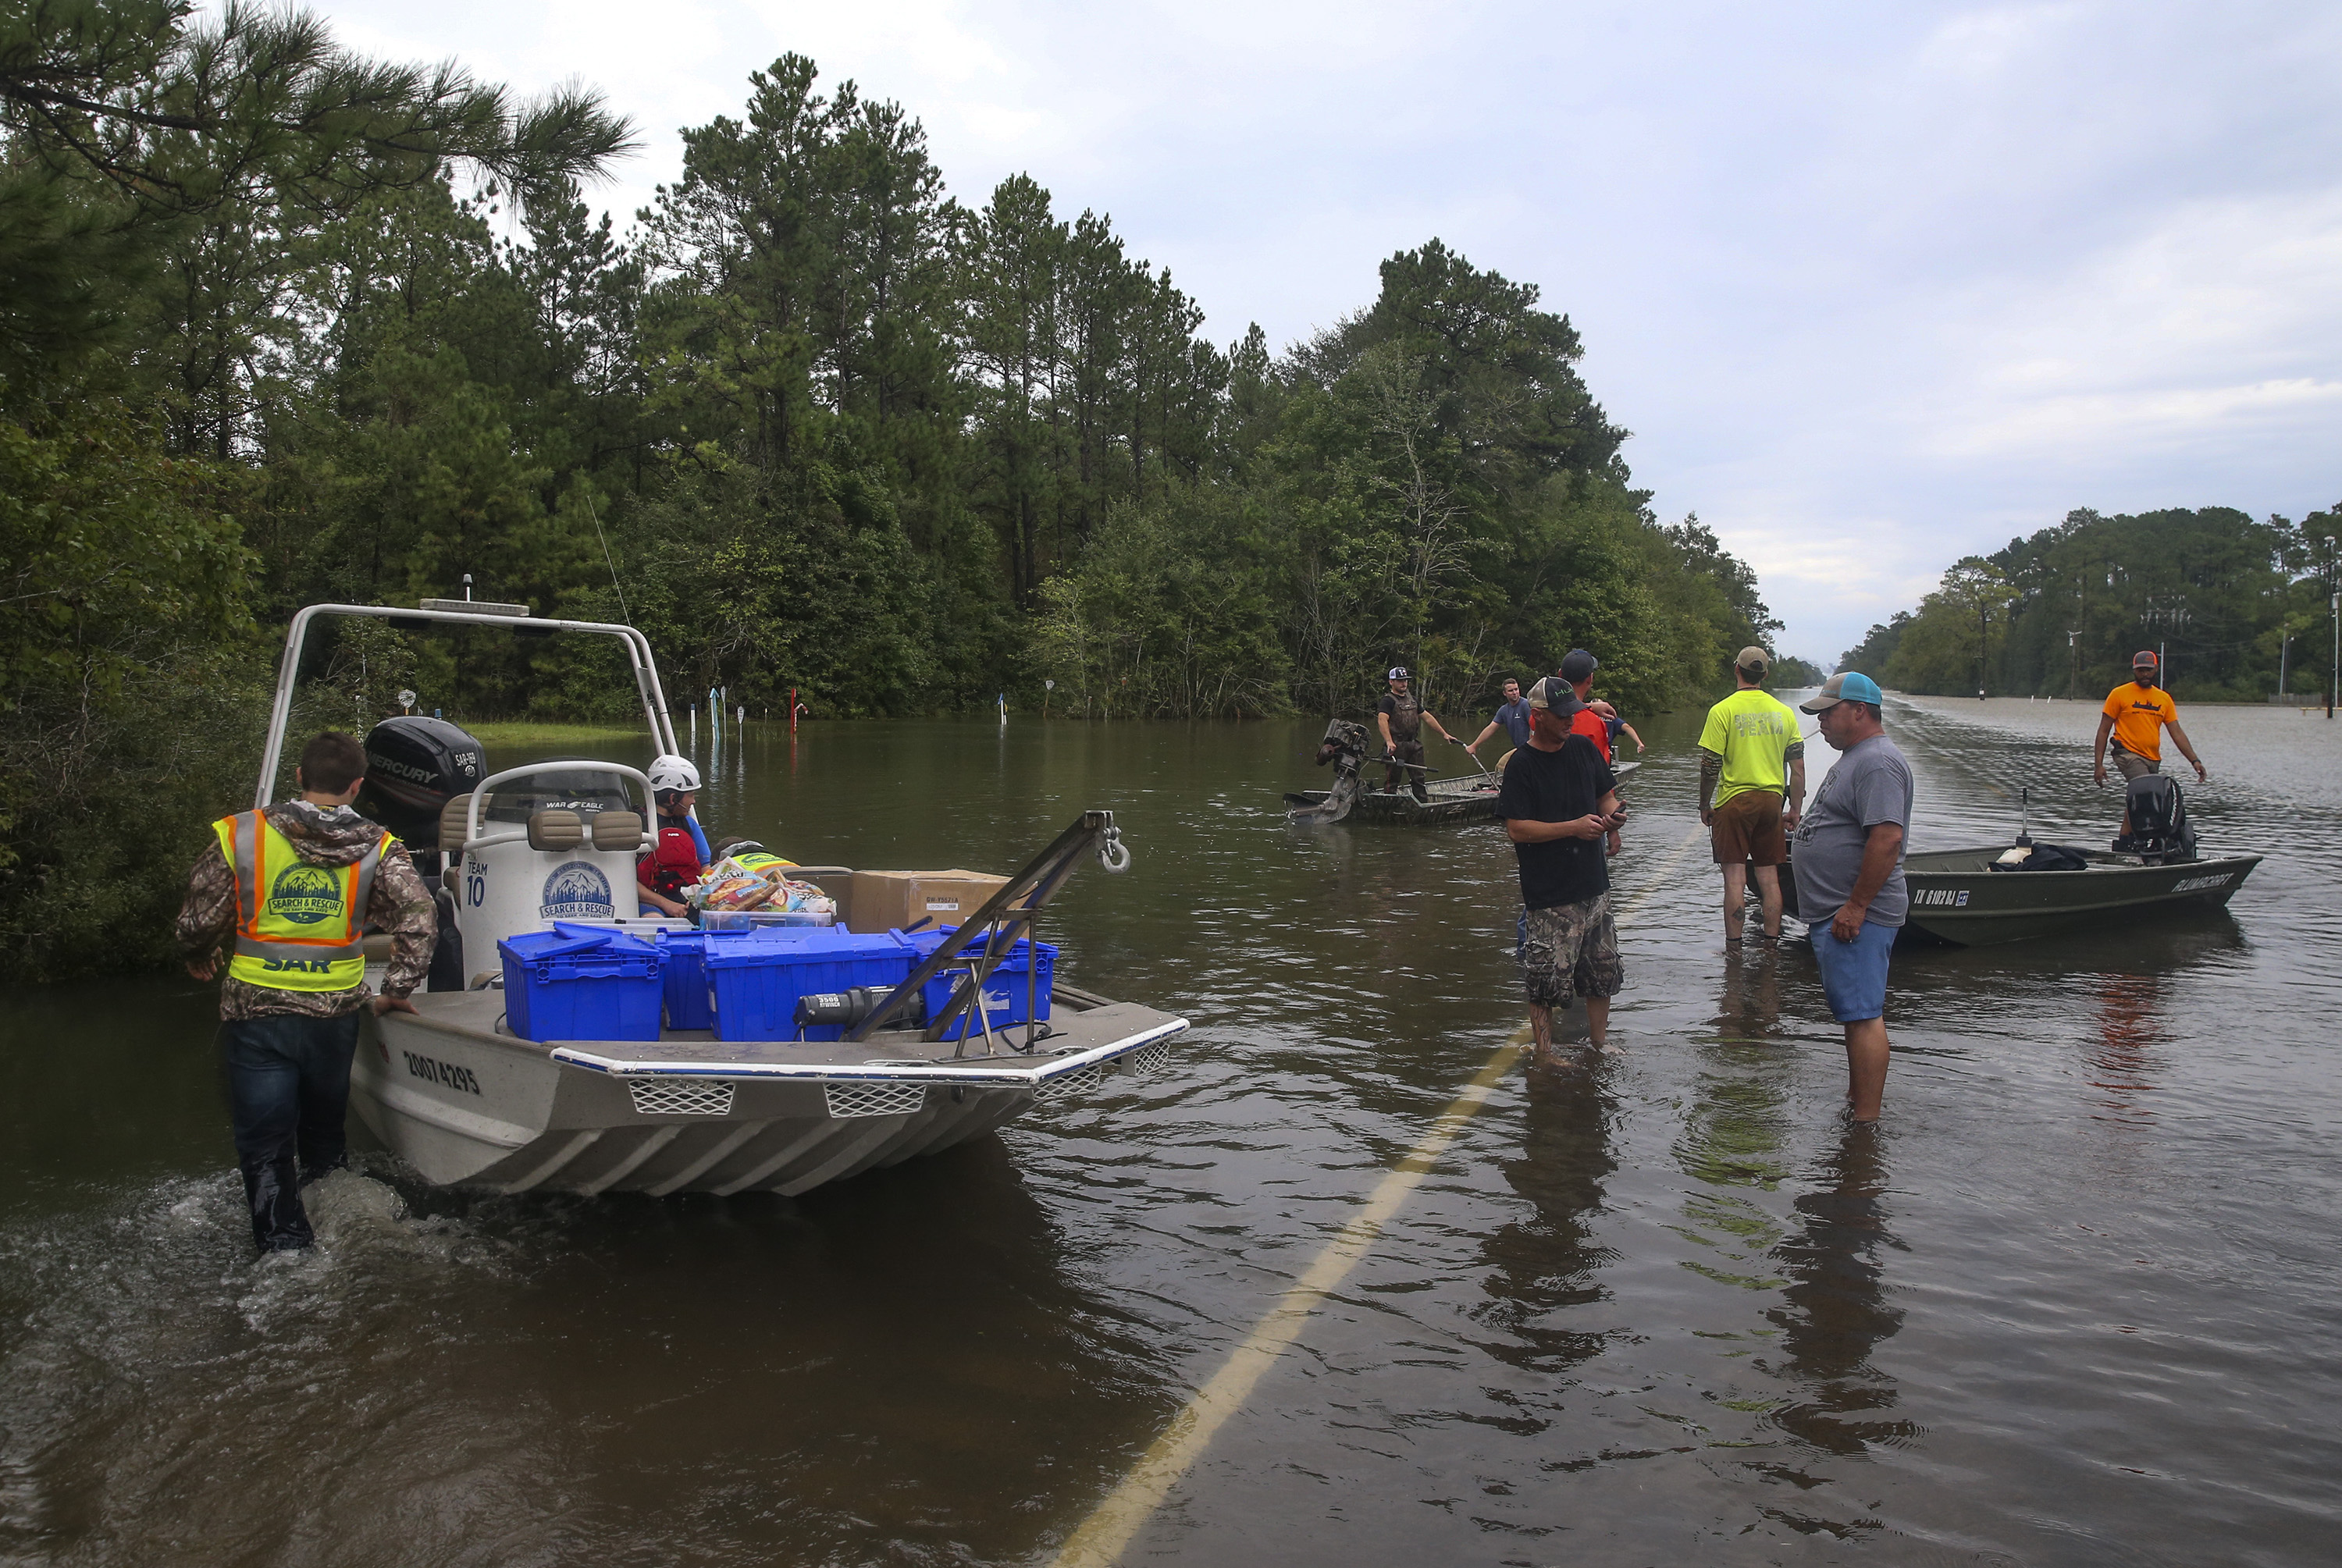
left=1791, top=672, right=1911, bottom=1122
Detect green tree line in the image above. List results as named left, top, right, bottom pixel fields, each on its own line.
left=2, top=4, right=1781, bottom=979
left=1842, top=506, right=2342, bottom=701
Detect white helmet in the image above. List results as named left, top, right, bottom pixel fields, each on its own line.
left=647, top=755, right=701, bottom=794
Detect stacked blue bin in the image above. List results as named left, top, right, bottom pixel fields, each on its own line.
left=654, top=928, right=756, bottom=1031
left=899, top=926, right=1057, bottom=1042
left=703, top=926, right=917, bottom=1042
left=497, top=924, right=664, bottom=1042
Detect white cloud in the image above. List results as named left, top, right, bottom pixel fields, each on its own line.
left=281, top=0, right=2342, bottom=666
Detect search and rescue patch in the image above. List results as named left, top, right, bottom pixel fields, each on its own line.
left=267, top=863, right=345, bottom=924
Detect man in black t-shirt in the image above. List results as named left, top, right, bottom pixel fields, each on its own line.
left=1375, top=667, right=1460, bottom=802
left=1496, top=677, right=1625, bottom=1058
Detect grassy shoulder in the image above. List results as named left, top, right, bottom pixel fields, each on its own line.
left=464, top=720, right=649, bottom=746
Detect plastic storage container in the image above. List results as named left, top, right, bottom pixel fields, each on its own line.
left=902, top=927, right=1057, bottom=1042
left=498, top=924, right=664, bottom=1042
left=703, top=927, right=917, bottom=1042
left=655, top=928, right=755, bottom=1031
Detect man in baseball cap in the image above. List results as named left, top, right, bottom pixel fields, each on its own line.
left=2091, top=649, right=2206, bottom=791
left=1789, top=670, right=1910, bottom=1122
left=1375, top=666, right=1461, bottom=804
left=1699, top=646, right=1805, bottom=945
left=1497, top=676, right=1627, bottom=1059
left=1554, top=649, right=1617, bottom=762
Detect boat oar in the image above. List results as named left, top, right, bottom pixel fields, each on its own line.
left=1450, top=736, right=1496, bottom=781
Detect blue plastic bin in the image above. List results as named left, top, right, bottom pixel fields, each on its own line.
left=656, top=929, right=754, bottom=1031
left=499, top=924, right=664, bottom=1042
left=704, top=926, right=917, bottom=1042
left=909, top=929, right=1055, bottom=1041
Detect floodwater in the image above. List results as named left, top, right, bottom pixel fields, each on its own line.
left=4, top=696, right=2340, bottom=1566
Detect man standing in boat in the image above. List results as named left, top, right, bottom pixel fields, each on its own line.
left=1790, top=673, right=1912, bottom=1123
left=1699, top=646, right=1806, bottom=945
left=1376, top=667, right=1461, bottom=803
left=1463, top=675, right=1533, bottom=771
left=2093, top=651, right=2208, bottom=791
left=176, top=731, right=438, bottom=1251
left=1498, top=677, right=1626, bottom=1060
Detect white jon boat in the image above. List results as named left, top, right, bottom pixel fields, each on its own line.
left=255, top=602, right=1187, bottom=1197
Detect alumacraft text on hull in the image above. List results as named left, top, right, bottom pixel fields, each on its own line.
left=258, top=602, right=1187, bottom=1197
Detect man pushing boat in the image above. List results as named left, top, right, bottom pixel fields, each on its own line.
left=176, top=731, right=438, bottom=1251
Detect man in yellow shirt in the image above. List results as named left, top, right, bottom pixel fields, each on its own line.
left=2094, top=650, right=2207, bottom=788
left=1698, top=648, right=1806, bottom=944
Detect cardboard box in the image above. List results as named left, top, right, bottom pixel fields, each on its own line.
left=845, top=869, right=1030, bottom=934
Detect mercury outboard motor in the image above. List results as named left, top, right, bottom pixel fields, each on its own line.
left=358, top=716, right=486, bottom=850
left=2112, top=773, right=2196, bottom=864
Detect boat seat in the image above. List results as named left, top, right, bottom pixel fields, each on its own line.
left=529, top=809, right=586, bottom=852
left=591, top=810, right=644, bottom=852
left=360, top=932, right=396, bottom=962
left=440, top=792, right=478, bottom=850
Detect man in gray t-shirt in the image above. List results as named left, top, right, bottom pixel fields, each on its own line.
left=1791, top=672, right=1913, bottom=1122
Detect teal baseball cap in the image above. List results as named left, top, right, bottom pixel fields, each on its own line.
left=1799, top=671, right=1884, bottom=713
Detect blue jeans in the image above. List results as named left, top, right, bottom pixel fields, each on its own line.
left=221, top=1011, right=361, bottom=1250
left=1808, top=919, right=1895, bottom=1024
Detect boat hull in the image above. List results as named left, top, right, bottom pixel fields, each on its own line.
left=1781, top=847, right=2262, bottom=947
left=1288, top=760, right=1638, bottom=824
left=352, top=989, right=1185, bottom=1196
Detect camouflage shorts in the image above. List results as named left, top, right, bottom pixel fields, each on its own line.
left=1520, top=893, right=1623, bottom=1006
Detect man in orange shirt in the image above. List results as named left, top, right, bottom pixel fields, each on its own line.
left=2093, top=650, right=2207, bottom=790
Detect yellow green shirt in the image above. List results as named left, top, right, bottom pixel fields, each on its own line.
left=1699, top=688, right=1801, bottom=806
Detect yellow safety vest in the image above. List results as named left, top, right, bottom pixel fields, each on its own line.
left=212, top=811, right=390, bottom=993
left=734, top=850, right=797, bottom=873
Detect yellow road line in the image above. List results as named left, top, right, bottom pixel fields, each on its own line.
left=1049, top=826, right=1707, bottom=1568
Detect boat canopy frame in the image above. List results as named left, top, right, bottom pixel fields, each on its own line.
left=256, top=603, right=680, bottom=808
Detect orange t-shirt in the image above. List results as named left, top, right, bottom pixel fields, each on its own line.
left=2102, top=681, right=2178, bottom=759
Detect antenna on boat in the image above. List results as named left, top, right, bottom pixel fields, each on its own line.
left=583, top=490, right=631, bottom=622
left=2017, top=786, right=2032, bottom=848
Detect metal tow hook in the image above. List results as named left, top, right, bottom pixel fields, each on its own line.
left=1098, top=823, right=1131, bottom=873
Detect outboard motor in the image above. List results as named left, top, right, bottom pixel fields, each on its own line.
left=2112, top=773, right=2196, bottom=864
left=1290, top=719, right=1369, bottom=822
left=359, top=716, right=486, bottom=853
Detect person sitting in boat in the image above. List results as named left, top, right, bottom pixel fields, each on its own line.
left=636, top=754, right=710, bottom=916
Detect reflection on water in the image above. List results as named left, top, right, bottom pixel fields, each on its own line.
left=1765, top=1125, right=1914, bottom=1459
left=1479, top=1061, right=1618, bottom=1379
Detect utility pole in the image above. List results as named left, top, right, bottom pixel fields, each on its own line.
left=2066, top=629, right=2080, bottom=699
left=2330, top=535, right=2338, bottom=720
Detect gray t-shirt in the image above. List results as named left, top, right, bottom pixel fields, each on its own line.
left=1791, top=733, right=1913, bottom=928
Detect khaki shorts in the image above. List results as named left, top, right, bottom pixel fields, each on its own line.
left=2111, top=746, right=2160, bottom=781
left=1710, top=788, right=1787, bottom=866
left=1520, top=893, right=1623, bottom=1006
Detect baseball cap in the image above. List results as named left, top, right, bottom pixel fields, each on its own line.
left=1525, top=676, right=1584, bottom=716
left=2132, top=649, right=2159, bottom=667
left=1799, top=671, right=1885, bottom=713
left=1736, top=645, right=1771, bottom=674
left=1557, top=649, right=1598, bottom=682
left=1388, top=667, right=1410, bottom=681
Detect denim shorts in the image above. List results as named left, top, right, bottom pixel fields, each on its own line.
left=1809, top=917, right=1895, bottom=1022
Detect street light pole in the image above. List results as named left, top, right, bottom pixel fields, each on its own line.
left=2330, top=537, right=2338, bottom=721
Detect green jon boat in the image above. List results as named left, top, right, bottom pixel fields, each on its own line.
left=1784, top=844, right=2262, bottom=947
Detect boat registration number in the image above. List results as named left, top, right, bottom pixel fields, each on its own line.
left=2171, top=873, right=2233, bottom=893
left=1914, top=887, right=1970, bottom=908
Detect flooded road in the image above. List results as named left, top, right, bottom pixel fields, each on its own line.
left=5, top=696, right=2340, bottom=1565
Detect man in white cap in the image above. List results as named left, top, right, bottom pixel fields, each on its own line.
left=1375, top=667, right=1461, bottom=803
left=1790, top=672, right=1910, bottom=1122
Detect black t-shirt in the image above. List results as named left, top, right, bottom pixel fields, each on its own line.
left=1495, top=736, right=1617, bottom=909
left=1376, top=690, right=1422, bottom=742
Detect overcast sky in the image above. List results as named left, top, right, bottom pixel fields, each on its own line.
left=313, top=0, right=2342, bottom=666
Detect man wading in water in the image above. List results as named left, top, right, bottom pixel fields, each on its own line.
left=1376, top=667, right=1461, bottom=802
left=176, top=732, right=437, bottom=1251
left=1497, top=677, right=1626, bottom=1059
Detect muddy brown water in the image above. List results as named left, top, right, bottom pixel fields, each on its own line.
left=3, top=697, right=2339, bottom=1566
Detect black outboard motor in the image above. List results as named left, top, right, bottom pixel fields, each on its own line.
left=1290, top=719, right=1369, bottom=822
left=2112, top=773, right=2196, bottom=864
left=358, top=716, right=487, bottom=851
